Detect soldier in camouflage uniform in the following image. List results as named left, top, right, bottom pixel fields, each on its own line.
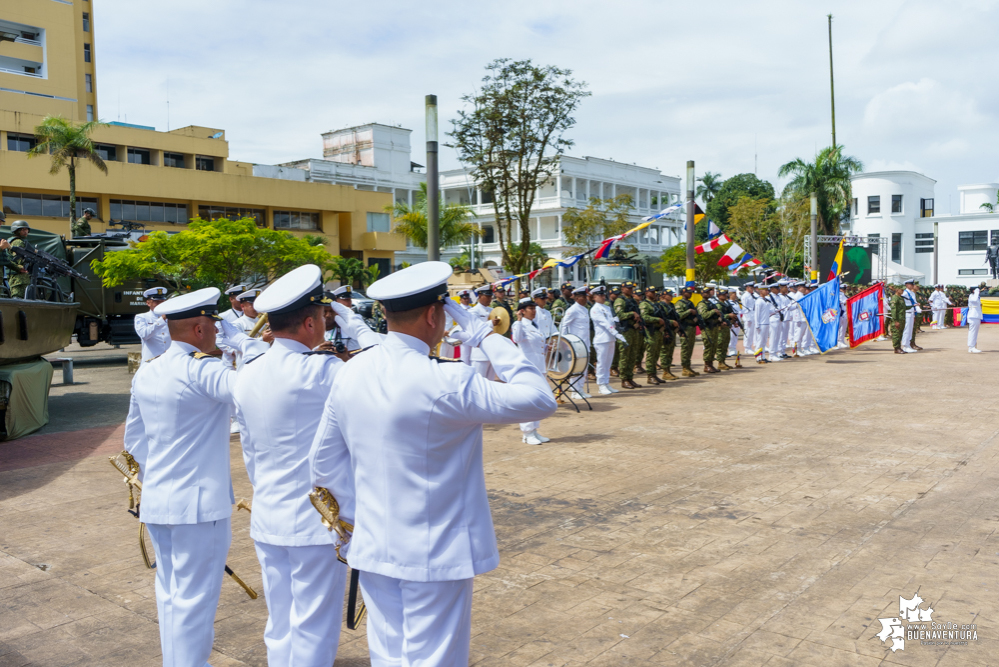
left=714, top=290, right=739, bottom=370
left=639, top=285, right=665, bottom=384
left=550, top=282, right=572, bottom=325
left=609, top=286, right=622, bottom=376
left=657, top=288, right=681, bottom=380
left=673, top=286, right=700, bottom=377
left=2, top=220, right=33, bottom=299
left=697, top=285, right=723, bottom=373
left=633, top=290, right=646, bottom=374
left=72, top=208, right=96, bottom=238
left=613, top=281, right=644, bottom=389
left=890, top=285, right=907, bottom=353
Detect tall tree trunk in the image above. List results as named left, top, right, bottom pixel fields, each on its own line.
left=69, top=157, right=77, bottom=232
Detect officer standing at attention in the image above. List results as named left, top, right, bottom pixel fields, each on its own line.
left=901, top=279, right=919, bottom=353
left=531, top=287, right=555, bottom=338
left=890, top=284, right=907, bottom=354
left=674, top=286, right=700, bottom=376
left=550, top=282, right=573, bottom=324
left=967, top=285, right=983, bottom=353
left=72, top=207, right=97, bottom=238
left=123, top=288, right=267, bottom=667
left=639, top=285, right=665, bottom=385
left=657, top=288, right=681, bottom=381
left=590, top=285, right=625, bottom=394
left=134, top=287, right=171, bottom=363
left=511, top=296, right=551, bottom=444
left=561, top=285, right=592, bottom=399
left=221, top=285, right=246, bottom=324
left=697, top=285, right=722, bottom=374
left=613, top=281, right=643, bottom=389
left=309, top=262, right=556, bottom=667
left=714, top=289, right=738, bottom=370
left=2, top=220, right=33, bottom=299
left=233, top=265, right=367, bottom=666
left=740, top=283, right=757, bottom=356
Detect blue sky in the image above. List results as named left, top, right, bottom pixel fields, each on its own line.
left=95, top=0, right=999, bottom=210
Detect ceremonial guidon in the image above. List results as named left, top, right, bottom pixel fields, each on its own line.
left=221, top=284, right=247, bottom=324
left=123, top=288, right=267, bottom=667
left=134, top=287, right=171, bottom=363
left=310, top=262, right=556, bottom=666
left=232, top=265, right=367, bottom=666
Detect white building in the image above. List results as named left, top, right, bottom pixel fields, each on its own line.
left=847, top=171, right=999, bottom=285
left=401, top=156, right=683, bottom=284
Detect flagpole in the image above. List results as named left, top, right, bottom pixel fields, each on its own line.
left=810, top=193, right=818, bottom=282
left=685, top=161, right=695, bottom=286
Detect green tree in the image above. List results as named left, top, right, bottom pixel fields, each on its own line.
left=362, top=262, right=381, bottom=287
left=26, top=116, right=108, bottom=230
left=980, top=191, right=999, bottom=213
left=387, top=182, right=479, bottom=249
left=330, top=256, right=366, bottom=289
left=778, top=144, right=863, bottom=235
left=561, top=194, right=635, bottom=256
left=450, top=58, right=590, bottom=275
left=92, top=217, right=336, bottom=293
left=696, top=171, right=723, bottom=206
left=654, top=243, right=732, bottom=284
left=704, top=173, right=775, bottom=235
left=725, top=193, right=809, bottom=276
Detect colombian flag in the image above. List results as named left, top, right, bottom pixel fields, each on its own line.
left=826, top=238, right=844, bottom=281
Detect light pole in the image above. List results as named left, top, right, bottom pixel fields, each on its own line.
left=426, top=95, right=440, bottom=262
left=810, top=193, right=818, bottom=282
left=685, top=161, right=695, bottom=287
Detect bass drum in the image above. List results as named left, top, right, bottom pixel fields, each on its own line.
left=546, top=333, right=588, bottom=381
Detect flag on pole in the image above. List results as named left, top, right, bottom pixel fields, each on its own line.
left=827, top=238, right=845, bottom=281
left=682, top=203, right=708, bottom=232
left=717, top=242, right=746, bottom=267
left=846, top=282, right=884, bottom=347
left=694, top=234, right=732, bottom=254
left=797, top=276, right=841, bottom=353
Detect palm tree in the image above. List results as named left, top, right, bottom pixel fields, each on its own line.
left=386, top=182, right=478, bottom=250
left=26, top=116, right=108, bottom=229
left=778, top=145, right=863, bottom=235
left=696, top=171, right=723, bottom=205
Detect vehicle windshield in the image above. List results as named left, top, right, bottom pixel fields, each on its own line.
left=591, top=265, right=636, bottom=283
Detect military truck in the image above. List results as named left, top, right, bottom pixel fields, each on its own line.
left=588, top=250, right=662, bottom=291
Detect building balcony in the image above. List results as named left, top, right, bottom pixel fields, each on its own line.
left=361, top=231, right=407, bottom=252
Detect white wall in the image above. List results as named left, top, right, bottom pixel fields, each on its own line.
left=958, top=184, right=999, bottom=214
left=850, top=171, right=936, bottom=271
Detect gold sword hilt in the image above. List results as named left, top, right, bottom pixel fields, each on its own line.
left=109, top=451, right=142, bottom=509
left=309, top=486, right=354, bottom=561
left=224, top=564, right=257, bottom=599
left=236, top=498, right=252, bottom=513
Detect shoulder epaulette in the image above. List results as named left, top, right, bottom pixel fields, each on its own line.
left=431, top=356, right=462, bottom=363
left=348, top=345, right=376, bottom=357
left=189, top=351, right=219, bottom=360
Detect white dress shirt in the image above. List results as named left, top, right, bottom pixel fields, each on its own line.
left=134, top=310, right=171, bottom=360
left=561, top=302, right=591, bottom=347
left=755, top=294, right=773, bottom=323
left=741, top=292, right=757, bottom=322
left=511, top=318, right=546, bottom=371
left=590, top=302, right=619, bottom=344
left=234, top=338, right=348, bottom=546
left=310, top=332, right=557, bottom=582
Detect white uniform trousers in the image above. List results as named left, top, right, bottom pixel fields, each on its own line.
left=779, top=320, right=790, bottom=353
left=470, top=360, right=495, bottom=380
left=728, top=328, right=739, bottom=356
left=755, top=323, right=768, bottom=357
left=146, top=518, right=231, bottom=667
left=839, top=314, right=848, bottom=345
left=594, top=340, right=615, bottom=386
left=767, top=319, right=782, bottom=359
left=254, top=542, right=347, bottom=667
left=360, top=571, right=474, bottom=667
left=742, top=319, right=754, bottom=355
left=968, top=319, right=981, bottom=349
left=902, top=312, right=915, bottom=350
left=933, top=309, right=945, bottom=328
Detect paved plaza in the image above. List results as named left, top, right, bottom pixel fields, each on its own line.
left=1, top=327, right=997, bottom=666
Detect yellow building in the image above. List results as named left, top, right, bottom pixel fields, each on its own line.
left=0, top=0, right=404, bottom=275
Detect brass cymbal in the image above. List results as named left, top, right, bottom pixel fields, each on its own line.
left=489, top=306, right=510, bottom=335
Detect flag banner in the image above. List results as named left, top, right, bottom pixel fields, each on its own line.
left=826, top=238, right=844, bottom=281
left=642, top=202, right=683, bottom=221
left=717, top=242, right=745, bottom=267
left=958, top=307, right=968, bottom=326
left=708, top=220, right=721, bottom=239
left=847, top=283, right=884, bottom=347
left=594, top=238, right=616, bottom=259
left=695, top=234, right=732, bottom=254
left=682, top=203, right=708, bottom=231
left=982, top=297, right=999, bottom=324
left=798, top=277, right=841, bottom=353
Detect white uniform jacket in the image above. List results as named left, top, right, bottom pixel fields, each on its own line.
left=741, top=292, right=757, bottom=323
left=511, top=319, right=547, bottom=371
left=561, top=302, right=591, bottom=348
left=221, top=308, right=242, bottom=325
left=234, top=338, right=349, bottom=546
left=236, top=313, right=259, bottom=334
left=755, top=294, right=774, bottom=323
left=134, top=310, right=171, bottom=360
left=468, top=303, right=493, bottom=362
left=534, top=307, right=555, bottom=339
left=125, top=341, right=248, bottom=525
left=968, top=289, right=983, bottom=321
left=334, top=309, right=384, bottom=350
left=590, top=302, right=619, bottom=345
left=310, top=332, right=557, bottom=582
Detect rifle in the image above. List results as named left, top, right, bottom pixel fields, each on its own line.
left=12, top=243, right=88, bottom=302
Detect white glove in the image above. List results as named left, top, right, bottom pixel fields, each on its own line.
left=216, top=318, right=249, bottom=348
left=444, top=300, right=492, bottom=348
left=331, top=301, right=354, bottom=321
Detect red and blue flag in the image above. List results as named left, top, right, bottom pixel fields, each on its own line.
left=846, top=282, right=884, bottom=348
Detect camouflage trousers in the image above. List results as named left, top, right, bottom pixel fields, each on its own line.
left=702, top=327, right=719, bottom=364
left=715, top=327, right=730, bottom=363
left=635, top=333, right=645, bottom=369
left=9, top=276, right=30, bottom=299
left=679, top=326, right=696, bottom=369
left=617, top=329, right=642, bottom=380
left=891, top=320, right=904, bottom=349
left=659, top=333, right=675, bottom=371
left=644, top=330, right=662, bottom=376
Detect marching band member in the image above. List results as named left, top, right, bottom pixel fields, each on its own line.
left=532, top=287, right=555, bottom=338
left=124, top=288, right=266, bottom=667
left=590, top=285, right=625, bottom=395
left=561, top=285, right=592, bottom=399
left=233, top=265, right=363, bottom=666
left=221, top=284, right=246, bottom=324
left=468, top=285, right=498, bottom=379
left=235, top=289, right=262, bottom=334
left=453, top=289, right=474, bottom=364
left=310, top=261, right=556, bottom=667
left=134, top=287, right=171, bottom=364
left=512, top=297, right=551, bottom=444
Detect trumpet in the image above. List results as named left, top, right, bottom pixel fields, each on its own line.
left=248, top=312, right=269, bottom=338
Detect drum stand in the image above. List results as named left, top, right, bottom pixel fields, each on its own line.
left=549, top=373, right=592, bottom=413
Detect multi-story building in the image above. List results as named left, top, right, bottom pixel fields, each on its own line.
left=0, top=0, right=402, bottom=274
left=847, top=171, right=999, bottom=285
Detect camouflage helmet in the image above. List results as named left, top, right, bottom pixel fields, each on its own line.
left=10, top=220, right=30, bottom=231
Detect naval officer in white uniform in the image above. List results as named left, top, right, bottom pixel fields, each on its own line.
left=589, top=285, right=625, bottom=395
left=220, top=284, right=246, bottom=325
left=234, top=289, right=262, bottom=334
left=124, top=288, right=267, bottom=667
left=511, top=296, right=551, bottom=445
left=133, top=287, right=171, bottom=362
left=233, top=266, right=365, bottom=666
left=560, top=285, right=592, bottom=399
left=468, top=285, right=499, bottom=379
left=310, top=262, right=556, bottom=667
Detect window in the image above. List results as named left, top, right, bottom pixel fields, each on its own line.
left=891, top=195, right=903, bottom=213
left=481, top=226, right=495, bottom=243
left=365, top=212, right=390, bottom=233
left=273, top=210, right=319, bottom=230
left=85, top=74, right=92, bottom=93
left=959, top=269, right=988, bottom=276
left=111, top=199, right=188, bottom=224
left=991, top=230, right=999, bottom=245
left=195, top=156, right=215, bottom=171
left=959, top=230, right=989, bottom=252
left=163, top=152, right=185, bottom=168
left=915, top=232, right=934, bottom=254
left=3, top=192, right=97, bottom=218
left=853, top=198, right=858, bottom=216
left=891, top=233, right=902, bottom=262
left=920, top=198, right=934, bottom=218
left=7, top=133, right=36, bottom=152
left=868, top=196, right=880, bottom=214
left=480, top=190, right=494, bottom=205
left=83, top=44, right=91, bottom=63
left=127, top=148, right=150, bottom=165
left=82, top=13, right=90, bottom=32
left=95, top=144, right=117, bottom=161
left=200, top=206, right=266, bottom=227
left=86, top=105, right=94, bottom=122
